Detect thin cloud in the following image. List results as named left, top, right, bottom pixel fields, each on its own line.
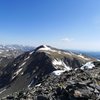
left=61, top=38, right=73, bottom=42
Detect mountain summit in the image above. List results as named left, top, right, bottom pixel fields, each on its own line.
left=0, top=45, right=99, bottom=99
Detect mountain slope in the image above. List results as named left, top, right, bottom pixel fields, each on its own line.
left=0, top=45, right=99, bottom=99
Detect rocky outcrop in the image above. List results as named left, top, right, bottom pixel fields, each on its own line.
left=2, top=67, right=100, bottom=100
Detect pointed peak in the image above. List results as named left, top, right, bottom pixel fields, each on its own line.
left=34, top=45, right=51, bottom=52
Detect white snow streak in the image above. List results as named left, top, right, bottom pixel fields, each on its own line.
left=0, top=89, right=6, bottom=94
left=28, top=80, right=34, bottom=88
left=12, top=68, right=23, bottom=80
left=29, top=51, right=34, bottom=55
left=15, top=68, right=23, bottom=75
left=19, top=62, right=26, bottom=68
left=24, top=56, right=30, bottom=61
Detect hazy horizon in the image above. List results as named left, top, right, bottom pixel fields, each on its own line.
left=0, top=0, right=100, bottom=51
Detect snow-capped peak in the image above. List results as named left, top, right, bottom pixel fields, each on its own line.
left=38, top=45, right=51, bottom=51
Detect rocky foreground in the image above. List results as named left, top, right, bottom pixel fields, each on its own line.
left=1, top=67, right=99, bottom=100
left=0, top=45, right=99, bottom=100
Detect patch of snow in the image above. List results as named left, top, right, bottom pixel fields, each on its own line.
left=63, top=61, right=72, bottom=71
left=28, top=80, right=34, bottom=88
left=81, top=62, right=95, bottom=70
left=38, top=45, right=51, bottom=51
left=24, top=56, right=30, bottom=61
left=0, top=51, right=2, bottom=54
left=12, top=68, right=23, bottom=80
left=0, top=89, right=6, bottom=94
left=12, top=75, right=16, bottom=80
left=75, top=68, right=78, bottom=71
left=52, top=59, right=63, bottom=66
left=52, top=59, right=71, bottom=76
left=20, top=72, right=24, bottom=75
left=97, top=59, right=100, bottom=61
left=52, top=70, right=66, bottom=76
left=35, top=83, right=41, bottom=87
left=52, top=59, right=71, bottom=71
left=29, top=51, right=34, bottom=55
left=16, top=68, right=23, bottom=75
left=19, top=62, right=26, bottom=68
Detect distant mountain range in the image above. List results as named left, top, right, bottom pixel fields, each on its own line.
left=67, top=50, right=100, bottom=60
left=0, top=44, right=34, bottom=70
left=0, top=45, right=99, bottom=99
left=0, top=44, right=34, bottom=53
left=80, top=51, right=100, bottom=59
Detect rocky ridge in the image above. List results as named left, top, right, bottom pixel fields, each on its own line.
left=0, top=45, right=99, bottom=100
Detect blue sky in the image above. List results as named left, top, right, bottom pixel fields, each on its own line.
left=0, top=0, right=100, bottom=51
